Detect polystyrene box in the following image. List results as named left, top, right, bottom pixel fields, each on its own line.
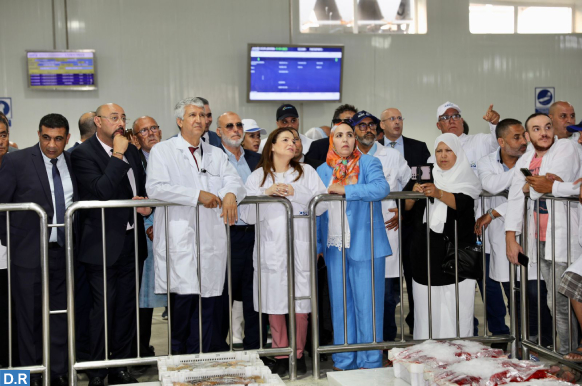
left=161, top=366, right=282, bottom=386
left=157, top=351, right=264, bottom=380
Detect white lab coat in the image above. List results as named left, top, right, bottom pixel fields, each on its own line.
left=146, top=134, right=246, bottom=296
left=505, top=139, right=581, bottom=265
left=565, top=204, right=582, bottom=277
left=369, top=143, right=412, bottom=278
left=240, top=164, right=327, bottom=314
left=477, top=150, right=538, bottom=281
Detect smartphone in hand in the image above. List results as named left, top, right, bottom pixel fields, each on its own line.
left=520, top=168, right=533, bottom=177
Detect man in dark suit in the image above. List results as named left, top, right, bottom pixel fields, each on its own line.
left=197, top=97, right=222, bottom=147
left=379, top=107, right=431, bottom=335
left=68, top=111, right=96, bottom=153
left=0, top=113, right=77, bottom=386
left=71, top=103, right=151, bottom=386
left=213, top=111, right=266, bottom=351
left=306, top=104, right=358, bottom=162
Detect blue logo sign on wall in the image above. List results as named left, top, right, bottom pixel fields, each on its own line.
left=0, top=97, right=12, bottom=127
left=535, top=87, right=554, bottom=114
left=0, top=370, right=30, bottom=386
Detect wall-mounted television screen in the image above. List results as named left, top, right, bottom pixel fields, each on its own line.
left=247, top=44, right=343, bottom=102
left=27, top=50, right=96, bottom=91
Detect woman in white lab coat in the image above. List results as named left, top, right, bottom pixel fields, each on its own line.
left=240, top=127, right=327, bottom=376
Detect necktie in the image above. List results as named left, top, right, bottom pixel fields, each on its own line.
left=390, top=141, right=397, bottom=148
left=189, top=147, right=200, bottom=170
left=50, top=159, right=66, bottom=246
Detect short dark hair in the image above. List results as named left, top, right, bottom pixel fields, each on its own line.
left=495, top=118, right=522, bottom=139
left=463, top=120, right=469, bottom=135
left=524, top=113, right=549, bottom=131
left=332, top=104, right=358, bottom=121
left=196, top=96, right=209, bottom=106
left=39, top=113, right=69, bottom=135
left=78, top=112, right=96, bottom=138
left=0, top=112, right=8, bottom=133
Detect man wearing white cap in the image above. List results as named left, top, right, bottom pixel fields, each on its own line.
left=242, top=119, right=266, bottom=153
left=304, top=126, right=331, bottom=140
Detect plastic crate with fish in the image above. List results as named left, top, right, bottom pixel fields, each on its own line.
left=161, top=366, right=284, bottom=386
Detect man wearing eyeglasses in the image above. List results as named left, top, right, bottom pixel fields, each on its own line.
left=549, top=101, right=577, bottom=141
left=212, top=111, right=264, bottom=352
left=352, top=110, right=412, bottom=343
left=71, top=103, right=152, bottom=386
left=133, top=116, right=162, bottom=168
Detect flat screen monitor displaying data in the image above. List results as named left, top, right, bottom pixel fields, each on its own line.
left=248, top=44, right=343, bottom=102
left=27, top=50, right=96, bottom=90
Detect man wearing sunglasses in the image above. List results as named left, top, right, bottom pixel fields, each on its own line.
left=213, top=112, right=264, bottom=352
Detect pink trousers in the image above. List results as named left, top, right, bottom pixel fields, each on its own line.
left=269, top=313, right=309, bottom=359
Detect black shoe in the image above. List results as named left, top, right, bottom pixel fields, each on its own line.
left=88, top=377, right=104, bottom=386
left=320, top=353, right=328, bottom=362
left=275, top=358, right=289, bottom=377
left=128, top=365, right=149, bottom=377
left=31, top=378, right=43, bottom=386
left=108, top=371, right=138, bottom=385
left=51, top=375, right=68, bottom=386
left=263, top=357, right=276, bottom=371
left=491, top=342, right=508, bottom=352
left=296, top=356, right=307, bottom=375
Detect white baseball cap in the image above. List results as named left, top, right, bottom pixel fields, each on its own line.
left=242, top=119, right=267, bottom=135
left=436, top=101, right=461, bottom=119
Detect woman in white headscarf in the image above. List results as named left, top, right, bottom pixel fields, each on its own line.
left=404, top=133, right=482, bottom=339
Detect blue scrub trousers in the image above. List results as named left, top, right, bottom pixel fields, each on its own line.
left=475, top=254, right=510, bottom=336
left=325, top=247, right=385, bottom=370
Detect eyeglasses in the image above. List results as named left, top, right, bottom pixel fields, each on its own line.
left=136, top=125, right=160, bottom=137
left=438, top=114, right=462, bottom=122
left=98, top=115, right=128, bottom=124
left=223, top=122, right=244, bottom=130
left=382, top=116, right=404, bottom=122
left=356, top=122, right=377, bottom=131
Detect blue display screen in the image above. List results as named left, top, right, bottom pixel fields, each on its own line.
left=249, top=46, right=343, bottom=101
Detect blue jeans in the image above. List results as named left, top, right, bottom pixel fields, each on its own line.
left=325, top=248, right=385, bottom=370
left=475, top=254, right=510, bottom=336
left=383, top=278, right=400, bottom=341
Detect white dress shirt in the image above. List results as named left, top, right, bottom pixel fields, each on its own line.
left=96, top=136, right=137, bottom=230
left=39, top=145, right=74, bottom=242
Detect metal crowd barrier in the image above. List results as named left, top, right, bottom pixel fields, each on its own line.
left=308, top=191, right=518, bottom=379
left=520, top=194, right=582, bottom=372
left=0, top=203, right=50, bottom=386
left=63, top=196, right=298, bottom=385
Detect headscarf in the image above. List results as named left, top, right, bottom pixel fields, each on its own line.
left=426, top=133, right=482, bottom=233
left=326, top=124, right=362, bottom=186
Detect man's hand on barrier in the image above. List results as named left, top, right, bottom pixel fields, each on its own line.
left=483, top=104, right=500, bottom=125
left=525, top=175, right=554, bottom=194
left=146, top=226, right=153, bottom=241
left=199, top=190, right=221, bottom=209
left=132, top=196, right=152, bottom=216
left=328, top=183, right=345, bottom=195
left=220, top=193, right=238, bottom=225
left=505, top=231, right=523, bottom=265
left=385, top=208, right=399, bottom=230
left=474, top=212, right=493, bottom=236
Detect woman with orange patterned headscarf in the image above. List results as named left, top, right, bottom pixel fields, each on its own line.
left=316, top=122, right=392, bottom=370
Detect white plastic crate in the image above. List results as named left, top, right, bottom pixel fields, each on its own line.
left=157, top=352, right=264, bottom=380
left=161, top=366, right=283, bottom=386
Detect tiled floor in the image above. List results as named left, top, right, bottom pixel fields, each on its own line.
left=75, top=284, right=520, bottom=385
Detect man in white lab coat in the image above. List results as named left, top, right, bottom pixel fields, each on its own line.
left=506, top=113, right=581, bottom=355
left=476, top=118, right=552, bottom=348
left=145, top=97, right=246, bottom=354
left=549, top=101, right=577, bottom=142
left=352, top=110, right=412, bottom=342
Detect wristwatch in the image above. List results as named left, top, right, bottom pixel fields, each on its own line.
left=487, top=208, right=495, bottom=220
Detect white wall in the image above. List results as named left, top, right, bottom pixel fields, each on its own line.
left=1, top=0, right=581, bottom=152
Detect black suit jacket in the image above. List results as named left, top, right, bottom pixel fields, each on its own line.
left=218, top=144, right=262, bottom=172
left=67, top=141, right=81, bottom=153
left=305, top=137, right=329, bottom=163
left=71, top=134, right=147, bottom=266
left=402, top=136, right=431, bottom=168
left=303, top=156, right=324, bottom=170
left=0, top=145, right=79, bottom=268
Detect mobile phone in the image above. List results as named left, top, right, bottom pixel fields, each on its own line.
left=520, top=168, right=533, bottom=177
left=412, top=165, right=433, bottom=182
left=517, top=252, right=529, bottom=267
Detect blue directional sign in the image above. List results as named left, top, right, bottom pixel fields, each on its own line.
left=535, top=87, right=554, bottom=114
left=0, top=97, right=12, bottom=127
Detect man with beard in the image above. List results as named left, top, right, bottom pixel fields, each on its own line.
left=213, top=111, right=263, bottom=351
left=476, top=119, right=552, bottom=350
left=72, top=103, right=151, bottom=386
left=549, top=101, right=577, bottom=142
left=506, top=113, right=581, bottom=356
left=352, top=110, right=411, bottom=343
